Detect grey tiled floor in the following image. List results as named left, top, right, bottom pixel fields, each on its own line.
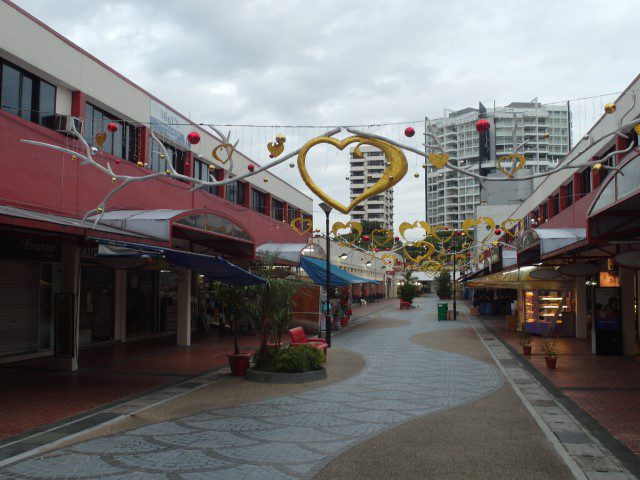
left=0, top=298, right=501, bottom=479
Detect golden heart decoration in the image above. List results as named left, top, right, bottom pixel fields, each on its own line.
left=432, top=225, right=454, bottom=243
left=267, top=138, right=285, bottom=158
left=212, top=143, right=234, bottom=164
left=290, top=217, right=312, bottom=236
left=297, top=136, right=407, bottom=214
left=331, top=221, right=363, bottom=240
left=501, top=218, right=525, bottom=239
left=462, top=217, right=496, bottom=238
left=398, top=221, right=431, bottom=243
left=497, top=154, right=526, bottom=178
left=403, top=241, right=435, bottom=265
left=371, top=228, right=393, bottom=247
left=428, top=153, right=449, bottom=169
left=95, top=132, right=107, bottom=148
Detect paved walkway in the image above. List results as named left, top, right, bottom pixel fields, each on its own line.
left=0, top=297, right=503, bottom=479
left=480, top=313, right=640, bottom=457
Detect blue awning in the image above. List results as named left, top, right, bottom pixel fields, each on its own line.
left=300, top=256, right=380, bottom=287
left=95, top=240, right=265, bottom=286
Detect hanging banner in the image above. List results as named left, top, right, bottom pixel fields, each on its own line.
left=150, top=100, right=190, bottom=148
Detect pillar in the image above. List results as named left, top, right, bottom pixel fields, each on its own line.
left=59, top=240, right=80, bottom=371
left=573, top=172, right=582, bottom=199
left=217, top=169, right=227, bottom=199
left=575, top=276, right=587, bottom=338
left=265, top=192, right=272, bottom=217
left=282, top=202, right=289, bottom=222
left=71, top=91, right=86, bottom=119
left=183, top=151, right=193, bottom=177
left=137, top=126, right=150, bottom=166
left=177, top=268, right=192, bottom=346
left=114, top=270, right=127, bottom=342
left=620, top=267, right=637, bottom=356
left=547, top=197, right=555, bottom=218
left=244, top=183, right=252, bottom=208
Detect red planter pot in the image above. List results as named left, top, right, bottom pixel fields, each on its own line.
left=522, top=345, right=532, bottom=355
left=545, top=357, right=557, bottom=369
left=228, top=353, right=251, bottom=376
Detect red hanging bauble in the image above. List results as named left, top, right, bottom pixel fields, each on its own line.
left=494, top=229, right=502, bottom=235
left=475, top=118, right=490, bottom=133
left=374, top=248, right=379, bottom=252
left=187, top=131, right=201, bottom=145
left=394, top=236, right=399, bottom=242
left=363, top=235, right=370, bottom=242
left=107, top=122, right=118, bottom=133
left=184, top=161, right=191, bottom=168
left=404, top=127, right=415, bottom=137
left=248, top=164, right=255, bottom=172
left=115, top=159, right=121, bottom=164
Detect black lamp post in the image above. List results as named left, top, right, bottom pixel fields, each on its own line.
left=319, top=202, right=332, bottom=347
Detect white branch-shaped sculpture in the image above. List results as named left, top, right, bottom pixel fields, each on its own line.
left=21, top=118, right=341, bottom=226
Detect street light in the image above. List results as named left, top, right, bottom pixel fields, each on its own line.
left=339, top=253, right=348, bottom=260
left=318, top=202, right=333, bottom=347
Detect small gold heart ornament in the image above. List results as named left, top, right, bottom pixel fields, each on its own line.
left=497, top=154, right=526, bottom=178
left=290, top=217, right=313, bottom=235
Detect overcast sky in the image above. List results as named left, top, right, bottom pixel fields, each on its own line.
left=12, top=0, right=640, bottom=231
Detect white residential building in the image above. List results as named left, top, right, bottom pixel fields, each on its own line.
left=349, top=145, right=394, bottom=230
left=425, top=101, right=571, bottom=229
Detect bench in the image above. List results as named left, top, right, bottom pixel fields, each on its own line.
left=400, top=300, right=411, bottom=310
left=288, top=327, right=327, bottom=358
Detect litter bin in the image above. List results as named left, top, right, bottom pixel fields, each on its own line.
left=437, top=302, right=448, bottom=321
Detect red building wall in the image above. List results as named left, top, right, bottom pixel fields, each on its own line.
left=0, top=111, right=308, bottom=249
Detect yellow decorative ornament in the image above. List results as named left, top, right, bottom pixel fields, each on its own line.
left=427, top=153, right=449, bottom=169
left=111, top=177, right=117, bottom=183
left=414, top=172, right=420, bottom=178
left=592, top=163, right=602, bottom=172
left=96, top=207, right=103, bottom=213
left=71, top=155, right=77, bottom=161
left=267, top=134, right=286, bottom=158
left=95, top=132, right=108, bottom=149
left=331, top=221, right=363, bottom=240
left=136, top=161, right=144, bottom=167
left=403, top=241, right=435, bottom=264
left=604, top=103, right=617, bottom=114
left=422, top=163, right=427, bottom=169
left=634, top=124, right=640, bottom=136
left=371, top=228, right=394, bottom=247
left=399, top=221, right=431, bottom=242
left=211, top=143, right=233, bottom=164
left=462, top=217, right=496, bottom=238
left=432, top=225, right=454, bottom=242
left=208, top=164, right=216, bottom=171
left=263, top=177, right=269, bottom=182
left=501, top=218, right=525, bottom=239
left=290, top=217, right=313, bottom=236
left=497, top=154, right=526, bottom=178
left=165, top=169, right=171, bottom=175
left=297, top=136, right=407, bottom=214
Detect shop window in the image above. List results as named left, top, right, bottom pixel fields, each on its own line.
left=193, top=159, right=217, bottom=196
left=287, top=208, right=300, bottom=223
left=0, top=58, right=56, bottom=126
left=84, top=103, right=138, bottom=163
left=271, top=198, right=284, bottom=220
left=552, top=194, right=559, bottom=216
left=149, top=140, right=185, bottom=175
left=226, top=178, right=246, bottom=205
left=565, top=181, right=573, bottom=207
left=580, top=168, right=591, bottom=197
left=251, top=189, right=267, bottom=215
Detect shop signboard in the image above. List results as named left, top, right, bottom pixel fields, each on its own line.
left=0, top=236, right=60, bottom=262
left=599, top=271, right=620, bottom=287
left=150, top=100, right=190, bottom=148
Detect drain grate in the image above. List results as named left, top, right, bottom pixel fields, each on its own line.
left=555, top=430, right=592, bottom=444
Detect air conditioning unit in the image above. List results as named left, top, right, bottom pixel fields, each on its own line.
left=45, top=115, right=83, bottom=135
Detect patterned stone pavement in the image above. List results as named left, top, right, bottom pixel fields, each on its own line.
left=0, top=298, right=502, bottom=479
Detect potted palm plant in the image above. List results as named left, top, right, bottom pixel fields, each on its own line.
left=397, top=270, right=418, bottom=307
left=518, top=327, right=533, bottom=355
left=542, top=339, right=558, bottom=369
left=211, top=282, right=252, bottom=376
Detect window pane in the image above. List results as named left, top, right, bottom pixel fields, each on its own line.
left=20, top=75, right=33, bottom=121
left=38, top=81, right=55, bottom=125
left=1, top=64, right=21, bottom=115
left=112, top=122, right=123, bottom=158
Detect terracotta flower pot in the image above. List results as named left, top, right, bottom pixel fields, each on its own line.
left=522, top=345, right=532, bottom=355
left=545, top=357, right=557, bottom=369
left=228, top=353, right=251, bottom=376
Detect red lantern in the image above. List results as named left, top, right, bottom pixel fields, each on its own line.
left=107, top=122, right=118, bottom=133
left=363, top=235, right=370, bottom=242
left=475, top=118, right=490, bottom=133
left=187, top=131, right=201, bottom=145
left=404, top=127, right=415, bottom=137
left=248, top=164, right=255, bottom=172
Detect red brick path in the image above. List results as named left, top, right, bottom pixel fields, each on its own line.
left=480, top=315, right=640, bottom=456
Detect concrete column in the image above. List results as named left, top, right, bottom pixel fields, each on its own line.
left=113, top=270, right=127, bottom=342
left=575, top=276, right=587, bottom=338
left=70, top=91, right=86, bottom=118
left=60, top=240, right=80, bottom=371
left=217, top=169, right=227, bottom=199
left=620, top=267, right=637, bottom=356
left=177, top=268, right=192, bottom=346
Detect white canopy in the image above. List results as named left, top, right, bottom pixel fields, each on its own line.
left=88, top=209, right=188, bottom=241
left=518, top=228, right=586, bottom=256
left=256, top=242, right=324, bottom=264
